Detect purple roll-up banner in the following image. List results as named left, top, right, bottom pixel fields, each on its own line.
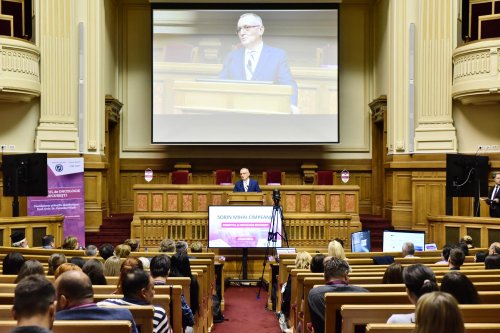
left=28, top=158, right=85, bottom=246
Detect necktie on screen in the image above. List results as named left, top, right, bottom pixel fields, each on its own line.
left=247, top=51, right=255, bottom=78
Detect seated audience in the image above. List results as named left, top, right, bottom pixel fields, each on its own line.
left=85, top=245, right=98, bottom=256
left=82, top=258, right=107, bottom=285
left=387, top=264, right=438, bottom=323
left=42, top=235, right=55, bottom=249
left=116, top=257, right=143, bottom=294
left=54, top=263, right=82, bottom=280
left=12, top=275, right=56, bottom=333
left=402, top=242, right=418, bottom=258
left=3, top=252, right=25, bottom=275
left=47, top=253, right=66, bottom=275
left=281, top=251, right=312, bottom=322
left=69, top=256, right=86, bottom=269
left=159, top=239, right=176, bottom=252
left=11, top=231, right=29, bottom=248
left=448, top=248, right=465, bottom=270
left=460, top=235, right=474, bottom=249
left=457, top=242, right=469, bottom=256
left=124, top=239, right=140, bottom=252
left=175, top=241, right=189, bottom=254
left=54, top=270, right=138, bottom=333
left=474, top=251, right=487, bottom=263
left=327, top=240, right=346, bottom=260
left=484, top=254, right=500, bottom=269
left=414, top=291, right=464, bottom=333
left=310, top=254, right=326, bottom=273
left=435, top=244, right=451, bottom=264
left=488, top=242, right=500, bottom=255
left=170, top=251, right=199, bottom=315
left=99, top=243, right=115, bottom=260
left=15, top=259, right=45, bottom=283
left=98, top=268, right=171, bottom=333
left=104, top=256, right=123, bottom=276
left=114, top=244, right=132, bottom=258
left=61, top=236, right=79, bottom=250
left=308, top=257, right=368, bottom=333
left=381, top=263, right=404, bottom=284
left=440, top=271, right=479, bottom=304
left=190, top=241, right=203, bottom=253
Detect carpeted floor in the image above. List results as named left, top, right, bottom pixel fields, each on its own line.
left=211, top=286, right=281, bottom=333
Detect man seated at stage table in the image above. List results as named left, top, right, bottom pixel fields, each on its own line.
left=233, top=168, right=261, bottom=193
left=485, top=171, right=500, bottom=217
left=308, top=257, right=368, bottom=333
left=11, top=231, right=29, bottom=248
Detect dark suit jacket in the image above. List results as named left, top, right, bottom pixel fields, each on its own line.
left=488, top=186, right=500, bottom=217
left=233, top=179, right=261, bottom=192
left=219, top=44, right=298, bottom=106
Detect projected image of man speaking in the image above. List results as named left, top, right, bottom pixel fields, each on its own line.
left=218, top=13, right=298, bottom=112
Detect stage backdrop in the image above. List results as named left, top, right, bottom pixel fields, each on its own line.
left=28, top=158, right=85, bottom=246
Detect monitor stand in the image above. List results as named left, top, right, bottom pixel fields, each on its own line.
left=227, top=248, right=262, bottom=286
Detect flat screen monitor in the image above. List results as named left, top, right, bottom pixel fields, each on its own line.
left=446, top=154, right=489, bottom=197
left=151, top=3, right=339, bottom=144
left=382, top=230, right=425, bottom=253
left=2, top=153, right=48, bottom=197
left=208, top=205, right=281, bottom=248
left=351, top=230, right=371, bottom=253
left=424, top=243, right=437, bottom=251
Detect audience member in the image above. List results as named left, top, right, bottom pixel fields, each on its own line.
left=333, top=238, right=344, bottom=248
left=414, top=291, right=464, bottom=333
left=484, top=254, right=500, bottom=269
left=99, top=243, right=115, bottom=260
left=116, top=257, right=144, bottom=294
left=190, top=241, right=203, bottom=253
left=457, top=242, right=469, bottom=256
left=69, top=256, right=86, bottom=269
left=61, top=236, right=79, bottom=250
left=175, top=241, right=189, bottom=254
left=11, top=231, right=29, bottom=248
left=84, top=245, right=98, bottom=256
left=104, top=256, right=123, bottom=276
left=15, top=259, right=45, bottom=283
left=310, top=254, right=326, bottom=273
left=42, top=235, right=55, bottom=249
left=98, top=268, right=171, bottom=333
left=47, top=253, right=66, bottom=275
left=124, top=239, right=140, bottom=252
left=448, top=248, right=465, bottom=270
left=170, top=252, right=199, bottom=315
left=435, top=244, right=451, bottom=264
left=3, top=252, right=25, bottom=275
left=308, top=257, right=368, bottom=333
left=488, top=241, right=500, bottom=255
left=82, top=258, right=107, bottom=285
left=327, top=240, right=346, bottom=260
left=381, top=263, right=404, bottom=284
left=474, top=251, right=487, bottom=263
left=159, top=239, right=176, bottom=252
left=54, top=270, right=138, bottom=333
left=11, top=275, right=56, bottom=333
left=295, top=251, right=312, bottom=270
left=138, top=257, right=151, bottom=270
left=460, top=235, right=474, bottom=249
left=114, top=244, right=132, bottom=258
left=54, top=263, right=82, bottom=280
left=402, top=242, right=418, bottom=258
left=387, top=264, right=438, bottom=323
left=440, top=271, right=480, bottom=304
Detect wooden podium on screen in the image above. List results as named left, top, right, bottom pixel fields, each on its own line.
left=173, top=80, right=292, bottom=114
left=227, top=192, right=264, bottom=205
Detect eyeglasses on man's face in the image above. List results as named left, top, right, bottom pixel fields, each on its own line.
left=236, top=25, right=261, bottom=34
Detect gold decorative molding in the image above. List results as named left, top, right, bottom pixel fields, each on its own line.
left=0, top=37, right=40, bottom=102
left=452, top=39, right=500, bottom=104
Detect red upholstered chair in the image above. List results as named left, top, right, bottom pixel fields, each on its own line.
left=316, top=170, right=334, bottom=185
left=169, top=170, right=191, bottom=184
left=214, top=169, right=234, bottom=185
left=264, top=170, right=285, bottom=185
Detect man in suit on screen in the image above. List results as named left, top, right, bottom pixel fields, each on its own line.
left=219, top=13, right=298, bottom=111
left=233, top=168, right=261, bottom=192
left=486, top=172, right=500, bottom=217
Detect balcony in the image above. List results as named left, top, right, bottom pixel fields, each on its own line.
left=0, top=37, right=40, bottom=102
left=452, top=38, right=500, bottom=105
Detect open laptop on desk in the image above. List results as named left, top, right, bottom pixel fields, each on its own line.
left=275, top=247, right=296, bottom=261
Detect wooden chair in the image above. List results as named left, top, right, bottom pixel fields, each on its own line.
left=263, top=170, right=285, bottom=185
left=214, top=169, right=233, bottom=185
left=0, top=320, right=132, bottom=333
left=316, top=170, right=334, bottom=185
left=99, top=305, right=155, bottom=333
left=366, top=323, right=500, bottom=333
left=169, top=170, right=191, bottom=184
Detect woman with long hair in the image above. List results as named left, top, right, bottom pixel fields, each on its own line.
left=414, top=291, right=464, bottom=333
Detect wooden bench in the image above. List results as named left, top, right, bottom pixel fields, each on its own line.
left=0, top=320, right=132, bottom=333
left=365, top=323, right=500, bottom=332
left=341, top=304, right=500, bottom=333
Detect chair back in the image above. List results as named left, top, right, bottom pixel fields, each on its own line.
left=317, top=170, right=334, bottom=185
left=170, top=170, right=190, bottom=184
left=214, top=170, right=233, bottom=185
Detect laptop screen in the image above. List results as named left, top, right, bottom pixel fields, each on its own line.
left=351, top=230, right=371, bottom=252
left=276, top=247, right=296, bottom=258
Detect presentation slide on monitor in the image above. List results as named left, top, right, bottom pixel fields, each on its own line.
left=382, top=231, right=425, bottom=253
left=208, top=205, right=281, bottom=248
left=152, top=7, right=339, bottom=144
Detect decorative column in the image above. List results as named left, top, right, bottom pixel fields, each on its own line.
left=413, top=0, right=457, bottom=152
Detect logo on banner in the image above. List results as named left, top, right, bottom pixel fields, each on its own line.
left=145, top=168, right=153, bottom=182
left=55, top=164, right=63, bottom=172
left=341, top=169, right=350, bottom=184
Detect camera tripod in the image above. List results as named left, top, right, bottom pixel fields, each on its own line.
left=256, top=191, right=289, bottom=300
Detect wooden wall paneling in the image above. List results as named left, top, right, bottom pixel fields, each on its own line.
left=83, top=171, right=107, bottom=232
left=411, top=171, right=446, bottom=230
left=387, top=171, right=413, bottom=228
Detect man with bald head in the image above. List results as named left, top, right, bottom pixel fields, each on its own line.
left=233, top=168, right=261, bottom=192
left=54, top=270, right=138, bottom=333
